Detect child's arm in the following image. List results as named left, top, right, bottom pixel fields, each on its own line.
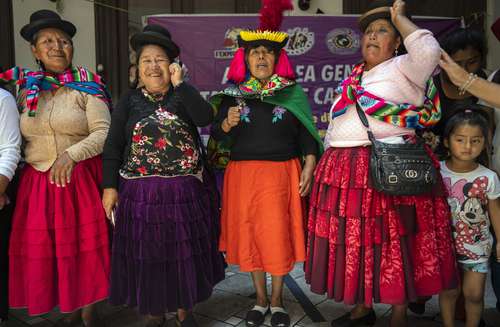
left=488, top=197, right=500, bottom=262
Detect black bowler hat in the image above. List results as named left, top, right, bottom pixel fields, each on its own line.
left=130, top=25, right=180, bottom=59
left=358, top=0, right=395, bottom=32
left=20, top=9, right=76, bottom=42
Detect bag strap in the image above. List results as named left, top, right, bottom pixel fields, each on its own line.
left=354, top=100, right=377, bottom=143
left=351, top=71, right=375, bottom=141
left=355, top=101, right=369, bottom=128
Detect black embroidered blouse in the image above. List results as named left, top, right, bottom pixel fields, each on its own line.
left=102, top=83, right=213, bottom=189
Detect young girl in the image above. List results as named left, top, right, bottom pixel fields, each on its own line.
left=439, top=108, right=500, bottom=327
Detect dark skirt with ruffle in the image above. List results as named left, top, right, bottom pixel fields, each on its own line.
left=305, top=146, right=459, bottom=306
left=109, top=174, right=225, bottom=315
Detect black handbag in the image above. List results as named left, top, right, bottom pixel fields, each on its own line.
left=355, top=102, right=437, bottom=196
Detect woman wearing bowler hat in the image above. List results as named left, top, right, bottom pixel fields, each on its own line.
left=101, top=24, right=225, bottom=327
left=0, top=9, right=111, bottom=326
left=305, top=1, right=459, bottom=326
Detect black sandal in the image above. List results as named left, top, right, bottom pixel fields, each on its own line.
left=82, top=316, right=106, bottom=327
left=330, top=310, right=376, bottom=327
left=175, top=313, right=198, bottom=327
left=270, top=307, right=290, bottom=327
left=54, top=313, right=82, bottom=327
left=245, top=305, right=269, bottom=327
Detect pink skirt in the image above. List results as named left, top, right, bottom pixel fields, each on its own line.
left=8, top=157, right=110, bottom=315
left=306, top=146, right=458, bottom=306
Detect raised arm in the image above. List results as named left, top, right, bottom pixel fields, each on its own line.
left=392, top=0, right=441, bottom=87
left=439, top=50, right=500, bottom=107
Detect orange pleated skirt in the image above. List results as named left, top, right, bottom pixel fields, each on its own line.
left=219, top=159, right=306, bottom=275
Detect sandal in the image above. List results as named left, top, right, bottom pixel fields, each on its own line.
left=245, top=305, right=269, bottom=327
left=330, top=309, right=376, bottom=327
left=55, top=313, right=82, bottom=327
left=175, top=313, right=198, bottom=327
left=270, top=307, right=290, bottom=327
left=145, top=316, right=165, bottom=327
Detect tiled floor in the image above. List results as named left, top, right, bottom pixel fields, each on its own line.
left=2, top=264, right=499, bottom=327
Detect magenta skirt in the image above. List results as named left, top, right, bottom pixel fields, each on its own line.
left=9, top=157, right=110, bottom=315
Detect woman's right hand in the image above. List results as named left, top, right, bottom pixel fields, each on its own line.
left=102, top=188, right=119, bottom=221
left=390, top=0, right=406, bottom=23
left=222, top=106, right=241, bottom=132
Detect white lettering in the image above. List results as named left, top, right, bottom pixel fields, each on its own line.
left=334, top=65, right=344, bottom=81
left=313, top=87, right=336, bottom=105
left=303, top=65, right=316, bottom=82
left=321, top=65, right=334, bottom=82
left=221, top=67, right=229, bottom=84
left=295, top=65, right=305, bottom=83
left=314, top=88, right=324, bottom=105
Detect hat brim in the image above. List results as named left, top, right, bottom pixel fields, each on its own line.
left=358, top=6, right=391, bottom=32
left=130, top=32, right=180, bottom=59
left=237, top=37, right=288, bottom=51
left=20, top=19, right=76, bottom=42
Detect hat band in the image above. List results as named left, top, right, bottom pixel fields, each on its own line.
left=358, top=6, right=391, bottom=24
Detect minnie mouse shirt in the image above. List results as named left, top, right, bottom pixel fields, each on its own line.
left=440, top=161, right=500, bottom=265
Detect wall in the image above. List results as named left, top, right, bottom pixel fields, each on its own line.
left=11, top=0, right=498, bottom=72
left=487, top=0, right=500, bottom=71
left=289, top=0, right=342, bottom=15
left=12, top=0, right=96, bottom=71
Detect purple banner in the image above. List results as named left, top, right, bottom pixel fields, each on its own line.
left=147, top=15, right=459, bottom=137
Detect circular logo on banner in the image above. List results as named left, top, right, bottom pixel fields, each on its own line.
left=326, top=28, right=360, bottom=55
left=285, top=27, right=315, bottom=56
left=214, top=27, right=243, bottom=59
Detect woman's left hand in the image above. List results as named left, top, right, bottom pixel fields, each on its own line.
left=299, top=156, right=316, bottom=197
left=439, top=50, right=469, bottom=88
left=50, top=152, right=76, bottom=187
left=390, top=0, right=406, bottom=23
left=169, top=62, right=184, bottom=87
left=0, top=193, right=10, bottom=210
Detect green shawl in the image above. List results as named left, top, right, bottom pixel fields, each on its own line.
left=207, top=76, right=323, bottom=169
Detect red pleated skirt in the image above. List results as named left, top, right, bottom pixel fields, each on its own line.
left=8, top=157, right=110, bottom=315
left=305, top=146, right=458, bottom=306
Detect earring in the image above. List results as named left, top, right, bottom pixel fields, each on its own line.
left=394, top=49, right=399, bottom=56
left=35, top=59, right=44, bottom=71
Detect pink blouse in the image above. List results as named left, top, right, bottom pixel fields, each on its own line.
left=324, top=29, right=441, bottom=148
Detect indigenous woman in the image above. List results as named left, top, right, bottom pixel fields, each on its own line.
left=305, top=1, right=458, bottom=326
left=0, top=10, right=111, bottom=326
left=209, top=1, right=322, bottom=326
left=102, top=25, right=225, bottom=327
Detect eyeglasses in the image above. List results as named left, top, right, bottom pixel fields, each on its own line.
left=36, top=37, right=73, bottom=49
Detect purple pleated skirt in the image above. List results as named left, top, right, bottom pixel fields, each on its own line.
left=109, top=174, right=225, bottom=315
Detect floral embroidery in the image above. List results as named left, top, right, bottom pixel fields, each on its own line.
left=120, top=89, right=201, bottom=179
left=238, top=74, right=295, bottom=98
left=240, top=106, right=251, bottom=123
left=272, top=106, right=286, bottom=123
left=235, top=97, right=251, bottom=123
